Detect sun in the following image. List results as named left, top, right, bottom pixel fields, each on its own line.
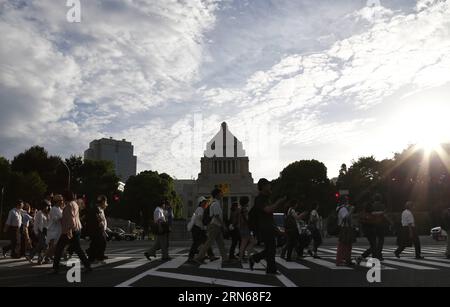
left=399, top=101, right=450, bottom=152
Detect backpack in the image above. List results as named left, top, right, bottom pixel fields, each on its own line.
left=247, top=205, right=258, bottom=232
left=327, top=207, right=343, bottom=236
left=202, top=205, right=212, bottom=226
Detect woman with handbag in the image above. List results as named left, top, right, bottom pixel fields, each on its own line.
left=336, top=198, right=355, bottom=266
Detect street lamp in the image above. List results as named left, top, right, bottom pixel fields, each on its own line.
left=61, top=161, right=71, bottom=191
left=0, top=187, right=4, bottom=231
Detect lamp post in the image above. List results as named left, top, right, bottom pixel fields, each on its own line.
left=61, top=161, right=71, bottom=191
left=0, top=187, right=4, bottom=231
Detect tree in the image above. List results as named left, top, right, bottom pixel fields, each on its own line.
left=78, top=159, right=119, bottom=207
left=0, top=157, right=10, bottom=189
left=272, top=160, right=334, bottom=215
left=6, top=172, right=47, bottom=208
left=11, top=146, right=66, bottom=192
left=121, top=171, right=181, bottom=231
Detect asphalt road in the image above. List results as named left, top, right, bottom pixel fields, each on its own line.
left=1, top=237, right=450, bottom=287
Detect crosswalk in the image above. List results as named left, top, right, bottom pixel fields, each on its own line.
left=1, top=246, right=449, bottom=272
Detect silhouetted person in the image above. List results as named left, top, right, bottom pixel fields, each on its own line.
left=395, top=201, right=423, bottom=259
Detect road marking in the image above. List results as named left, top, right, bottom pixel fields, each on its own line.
left=5, top=260, right=33, bottom=268
left=301, top=258, right=352, bottom=270
left=220, top=267, right=267, bottom=275
left=382, top=259, right=437, bottom=270
left=116, top=248, right=144, bottom=254
left=199, top=259, right=221, bottom=270
left=317, top=248, right=336, bottom=254
left=420, top=257, right=450, bottom=264
left=114, top=258, right=149, bottom=269
left=275, top=257, right=309, bottom=270
left=156, top=256, right=188, bottom=269
left=359, top=261, right=396, bottom=270
left=144, top=270, right=276, bottom=287
left=399, top=258, right=450, bottom=268
left=91, top=257, right=132, bottom=268
left=276, top=274, right=297, bottom=287
left=242, top=261, right=265, bottom=270
left=0, top=258, right=26, bottom=264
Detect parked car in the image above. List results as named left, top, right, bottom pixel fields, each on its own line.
left=431, top=226, right=448, bottom=241
left=106, top=227, right=137, bottom=241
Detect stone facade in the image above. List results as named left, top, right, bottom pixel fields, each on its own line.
left=175, top=122, right=257, bottom=220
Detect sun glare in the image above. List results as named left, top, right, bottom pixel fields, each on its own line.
left=400, top=101, right=450, bottom=152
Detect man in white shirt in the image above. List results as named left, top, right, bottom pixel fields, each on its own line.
left=395, top=201, right=423, bottom=259
left=2, top=200, right=24, bottom=258
left=145, top=202, right=170, bottom=261
left=194, top=188, right=230, bottom=265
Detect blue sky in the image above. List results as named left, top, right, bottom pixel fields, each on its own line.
left=1, top=0, right=450, bottom=180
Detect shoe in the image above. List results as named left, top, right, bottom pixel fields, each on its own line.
left=209, top=256, right=220, bottom=262
left=144, top=252, right=152, bottom=261
left=307, top=250, right=314, bottom=257
left=193, top=258, right=205, bottom=265
left=355, top=256, right=363, bottom=266
left=394, top=251, right=400, bottom=259
left=415, top=255, right=425, bottom=260
left=25, top=256, right=33, bottom=263
left=249, top=255, right=255, bottom=271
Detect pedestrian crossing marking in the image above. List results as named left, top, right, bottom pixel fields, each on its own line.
left=300, top=258, right=352, bottom=270
left=382, top=259, right=438, bottom=270
left=114, top=258, right=150, bottom=269
left=399, top=258, right=450, bottom=268
left=276, top=257, right=310, bottom=270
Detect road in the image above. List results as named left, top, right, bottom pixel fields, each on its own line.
left=1, top=237, right=449, bottom=287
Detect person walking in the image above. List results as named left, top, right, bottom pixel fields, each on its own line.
left=45, top=195, right=63, bottom=263
left=52, top=191, right=91, bottom=274
left=336, top=197, right=355, bottom=266
left=371, top=194, right=387, bottom=260
left=18, top=203, right=33, bottom=258
left=87, top=195, right=109, bottom=263
left=145, top=201, right=171, bottom=261
left=308, top=202, right=323, bottom=259
left=356, top=202, right=377, bottom=265
left=249, top=179, right=286, bottom=275
left=238, top=196, right=256, bottom=262
left=194, top=188, right=230, bottom=265
left=282, top=202, right=301, bottom=262
left=228, top=202, right=241, bottom=260
left=28, top=203, right=50, bottom=264
left=395, top=201, right=424, bottom=259
left=2, top=200, right=24, bottom=258
left=187, top=196, right=217, bottom=262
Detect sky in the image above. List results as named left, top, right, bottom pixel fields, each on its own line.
left=1, top=0, right=450, bottom=180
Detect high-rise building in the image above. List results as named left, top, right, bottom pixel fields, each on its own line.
left=84, top=137, right=137, bottom=181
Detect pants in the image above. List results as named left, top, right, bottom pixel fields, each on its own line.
left=447, top=234, right=450, bottom=257
left=147, top=233, right=169, bottom=259
left=2, top=227, right=19, bottom=257
left=395, top=227, right=421, bottom=257
left=188, top=226, right=214, bottom=259
left=311, top=227, right=322, bottom=252
left=53, top=231, right=90, bottom=271
left=229, top=228, right=241, bottom=258
left=87, top=231, right=107, bottom=262
left=196, top=224, right=227, bottom=261
left=362, top=225, right=376, bottom=258
left=374, top=224, right=385, bottom=259
left=252, top=229, right=277, bottom=273
left=239, top=234, right=256, bottom=258
left=336, top=242, right=352, bottom=265
left=284, top=232, right=299, bottom=260
left=29, top=231, right=47, bottom=260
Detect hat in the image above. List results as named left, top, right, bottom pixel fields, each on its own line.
left=197, top=196, right=207, bottom=205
